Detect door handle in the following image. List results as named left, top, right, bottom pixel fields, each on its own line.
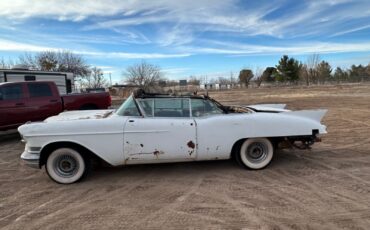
left=128, top=120, right=135, bottom=122
left=50, top=99, right=58, bottom=102
left=15, top=103, right=25, bottom=106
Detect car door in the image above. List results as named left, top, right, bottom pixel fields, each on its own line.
left=0, top=83, right=29, bottom=130
left=123, top=97, right=197, bottom=162
left=26, top=82, right=63, bottom=121
left=190, top=98, right=230, bottom=160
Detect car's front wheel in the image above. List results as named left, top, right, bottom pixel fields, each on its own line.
left=45, top=147, right=89, bottom=184
left=237, top=138, right=274, bottom=169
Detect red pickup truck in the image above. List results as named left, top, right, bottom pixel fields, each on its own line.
left=0, top=81, right=111, bottom=131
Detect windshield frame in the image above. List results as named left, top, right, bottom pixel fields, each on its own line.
left=115, top=94, right=143, bottom=117
left=116, top=92, right=228, bottom=118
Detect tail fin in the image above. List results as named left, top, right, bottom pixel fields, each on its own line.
left=284, top=109, right=327, bottom=122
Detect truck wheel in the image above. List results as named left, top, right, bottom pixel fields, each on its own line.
left=238, top=138, right=273, bottom=169
left=46, top=147, right=89, bottom=184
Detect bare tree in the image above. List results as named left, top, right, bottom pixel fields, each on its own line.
left=18, top=53, right=38, bottom=70
left=253, top=67, right=264, bottom=87
left=305, top=54, right=320, bottom=85
left=188, top=76, right=201, bottom=85
left=165, top=79, right=178, bottom=87
left=0, top=57, right=17, bottom=69
left=80, top=67, right=108, bottom=89
left=38, top=51, right=59, bottom=71
left=229, top=71, right=237, bottom=85
left=217, top=77, right=230, bottom=85
left=57, top=51, right=90, bottom=77
left=238, top=69, right=254, bottom=88
left=19, top=51, right=59, bottom=71
left=18, top=50, right=90, bottom=78
left=299, top=64, right=309, bottom=85
left=1, top=58, right=10, bottom=69
left=123, top=61, right=163, bottom=91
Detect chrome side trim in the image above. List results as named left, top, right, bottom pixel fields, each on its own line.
left=23, top=131, right=124, bottom=138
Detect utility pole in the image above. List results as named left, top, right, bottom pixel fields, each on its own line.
left=109, top=73, right=112, bottom=86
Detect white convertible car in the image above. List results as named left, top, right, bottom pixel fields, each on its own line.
left=19, top=89, right=327, bottom=184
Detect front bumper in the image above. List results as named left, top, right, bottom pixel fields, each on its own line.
left=21, top=150, right=40, bottom=169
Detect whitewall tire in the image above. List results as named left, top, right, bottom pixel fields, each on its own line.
left=239, top=138, right=274, bottom=169
left=46, top=148, right=88, bottom=184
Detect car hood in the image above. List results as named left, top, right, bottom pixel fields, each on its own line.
left=18, top=109, right=124, bottom=138
left=45, top=109, right=115, bottom=122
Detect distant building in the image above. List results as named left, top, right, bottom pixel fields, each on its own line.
left=200, top=83, right=220, bottom=90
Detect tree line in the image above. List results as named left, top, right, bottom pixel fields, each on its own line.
left=0, top=51, right=107, bottom=89
left=124, top=54, right=370, bottom=90
left=238, top=54, right=370, bottom=87
left=2, top=51, right=369, bottom=90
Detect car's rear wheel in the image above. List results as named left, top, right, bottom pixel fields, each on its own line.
left=46, top=147, right=89, bottom=184
left=237, top=138, right=274, bottom=169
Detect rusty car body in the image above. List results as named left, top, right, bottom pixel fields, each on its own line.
left=19, top=89, right=327, bottom=184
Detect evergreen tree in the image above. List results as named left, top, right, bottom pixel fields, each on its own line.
left=261, top=67, right=276, bottom=82
left=317, top=61, right=332, bottom=84
left=275, top=55, right=302, bottom=83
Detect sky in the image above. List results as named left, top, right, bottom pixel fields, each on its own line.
left=0, top=0, right=370, bottom=83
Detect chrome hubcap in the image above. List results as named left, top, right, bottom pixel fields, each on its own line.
left=54, top=154, right=79, bottom=178
left=246, top=142, right=268, bottom=163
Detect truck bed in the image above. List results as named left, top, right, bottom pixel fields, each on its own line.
left=62, top=92, right=111, bottom=110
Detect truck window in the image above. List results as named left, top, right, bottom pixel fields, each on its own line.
left=0, top=84, right=23, bottom=100
left=66, top=79, right=72, bottom=93
left=27, top=83, right=53, bottom=98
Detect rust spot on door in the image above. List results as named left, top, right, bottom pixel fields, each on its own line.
left=187, top=141, right=195, bottom=149
left=153, top=150, right=164, bottom=156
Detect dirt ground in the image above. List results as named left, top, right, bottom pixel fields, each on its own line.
left=1, top=84, right=370, bottom=229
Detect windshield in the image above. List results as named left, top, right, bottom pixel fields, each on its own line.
left=137, top=98, right=190, bottom=117
left=191, top=99, right=224, bottom=117
left=116, top=95, right=141, bottom=116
